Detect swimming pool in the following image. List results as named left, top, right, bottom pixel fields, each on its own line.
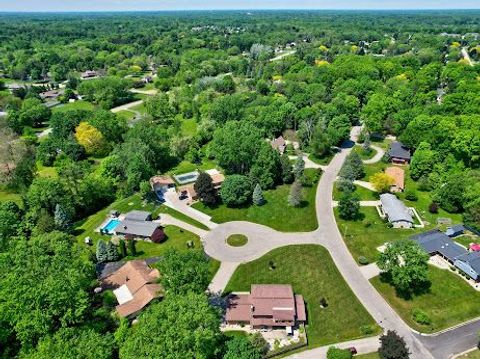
left=174, top=171, right=199, bottom=185
left=102, top=219, right=121, bottom=234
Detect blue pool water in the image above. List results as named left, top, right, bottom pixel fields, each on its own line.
left=102, top=219, right=121, bottom=234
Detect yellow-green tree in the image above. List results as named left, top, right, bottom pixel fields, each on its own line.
left=370, top=172, right=395, bottom=193
left=74, top=122, right=108, bottom=156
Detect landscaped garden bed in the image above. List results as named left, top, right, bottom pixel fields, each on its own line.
left=226, top=234, right=248, bottom=247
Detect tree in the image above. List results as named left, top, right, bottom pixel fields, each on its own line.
left=327, top=347, right=353, bottom=359
left=288, top=180, right=303, bottom=207
left=26, top=177, right=72, bottom=216
left=293, top=155, right=305, bottom=179
left=0, top=232, right=93, bottom=347
left=379, top=330, right=410, bottom=359
left=249, top=332, right=269, bottom=356
left=158, top=249, right=210, bottom=294
left=106, top=240, right=119, bottom=262
left=280, top=153, right=294, bottom=184
left=370, top=172, right=395, bottom=193
left=119, top=239, right=127, bottom=258
left=224, top=336, right=263, bottom=359
left=87, top=110, right=127, bottom=143
left=194, top=172, right=217, bottom=206
left=54, top=204, right=73, bottom=233
left=75, top=122, right=109, bottom=156
left=409, top=142, right=435, bottom=180
left=119, top=293, right=222, bottom=359
left=249, top=143, right=281, bottom=189
left=96, top=240, right=108, bottom=263
left=252, top=183, right=265, bottom=206
left=220, top=175, right=252, bottom=207
left=25, top=327, right=114, bottom=359
left=128, top=239, right=137, bottom=256
left=377, top=239, right=430, bottom=296
left=338, top=190, right=360, bottom=220
left=339, top=152, right=364, bottom=180
left=145, top=93, right=175, bottom=125
left=0, top=201, right=23, bottom=251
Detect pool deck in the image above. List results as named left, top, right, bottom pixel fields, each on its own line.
left=96, top=214, right=126, bottom=233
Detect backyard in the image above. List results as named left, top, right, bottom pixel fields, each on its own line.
left=224, top=245, right=380, bottom=348
left=192, top=169, right=320, bottom=232
left=371, top=265, right=480, bottom=333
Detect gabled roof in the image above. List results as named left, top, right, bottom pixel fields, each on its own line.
left=455, top=252, right=480, bottom=274
left=411, top=229, right=467, bottom=262
left=385, top=166, right=405, bottom=190
left=114, top=220, right=160, bottom=238
left=380, top=194, right=413, bottom=224
left=124, top=210, right=151, bottom=222
left=388, top=141, right=411, bottom=160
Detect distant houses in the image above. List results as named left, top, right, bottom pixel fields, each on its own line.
left=387, top=141, right=411, bottom=164
left=270, top=136, right=287, bottom=155
left=379, top=193, right=414, bottom=228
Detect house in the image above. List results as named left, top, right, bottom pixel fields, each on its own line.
left=124, top=210, right=152, bottom=222
left=178, top=171, right=225, bottom=203
left=210, top=172, right=225, bottom=190
left=454, top=252, right=480, bottom=281
left=101, top=260, right=163, bottom=318
left=385, top=167, right=405, bottom=192
left=379, top=193, right=414, bottom=228
left=387, top=142, right=411, bottom=164
left=142, top=75, right=153, bottom=84
left=40, top=89, right=63, bottom=101
left=411, top=229, right=466, bottom=263
left=225, top=284, right=306, bottom=330
left=445, top=224, right=465, bottom=237
left=150, top=175, right=175, bottom=200
left=81, top=70, right=98, bottom=79
left=271, top=136, right=287, bottom=155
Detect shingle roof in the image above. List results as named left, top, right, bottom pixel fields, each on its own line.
left=456, top=252, right=480, bottom=274
left=388, top=142, right=411, bottom=160
left=411, top=229, right=467, bottom=262
left=114, top=220, right=159, bottom=237
left=124, top=210, right=151, bottom=222
left=380, top=194, right=413, bottom=224
left=385, top=166, right=405, bottom=190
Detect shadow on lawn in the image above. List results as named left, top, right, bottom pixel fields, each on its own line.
left=378, top=272, right=432, bottom=300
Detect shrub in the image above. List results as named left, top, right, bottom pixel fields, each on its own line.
left=417, top=176, right=432, bottom=191
left=327, top=347, right=352, bottom=359
left=220, top=175, right=252, bottom=207
left=337, top=179, right=355, bottom=193
left=412, top=308, right=431, bottom=325
left=429, top=202, right=439, bottom=214
left=405, top=190, right=418, bottom=201
left=360, top=325, right=375, bottom=335
left=358, top=256, right=369, bottom=265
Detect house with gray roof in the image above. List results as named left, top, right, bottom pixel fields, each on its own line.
left=445, top=224, right=465, bottom=237
left=124, top=210, right=152, bottom=222
left=388, top=142, right=411, bottom=164
left=379, top=193, right=414, bottom=228
left=454, top=252, right=480, bottom=281
left=114, top=220, right=165, bottom=243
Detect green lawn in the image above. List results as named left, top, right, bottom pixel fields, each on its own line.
left=116, top=110, right=136, bottom=121
left=455, top=234, right=479, bottom=249
left=52, top=100, right=95, bottom=113
left=36, top=162, right=58, bottom=178
left=353, top=145, right=377, bottom=161
left=458, top=350, right=480, bottom=359
left=309, top=152, right=335, bottom=165
left=225, top=245, right=380, bottom=348
left=130, top=102, right=146, bottom=113
left=181, top=118, right=198, bottom=137
left=226, top=234, right=248, bottom=247
left=357, top=352, right=380, bottom=359
left=193, top=169, right=320, bottom=232
left=332, top=182, right=378, bottom=201
left=335, top=207, right=426, bottom=264
left=155, top=205, right=209, bottom=231
left=0, top=189, right=22, bottom=206
left=371, top=265, right=480, bottom=333
left=167, top=158, right=218, bottom=176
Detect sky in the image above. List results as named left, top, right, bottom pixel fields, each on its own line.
left=0, top=0, right=479, bottom=12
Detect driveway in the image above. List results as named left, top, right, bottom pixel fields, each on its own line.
left=362, top=144, right=385, bottom=164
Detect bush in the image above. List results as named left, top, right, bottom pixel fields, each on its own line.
left=220, top=175, right=252, bottom=207
left=405, top=190, right=418, bottom=201
left=417, top=176, right=432, bottom=191
left=429, top=202, right=439, bottom=214
left=412, top=308, right=431, bottom=325
left=358, top=256, right=369, bottom=265
left=337, top=179, right=355, bottom=193
left=360, top=325, right=375, bottom=335
left=327, top=347, right=352, bottom=359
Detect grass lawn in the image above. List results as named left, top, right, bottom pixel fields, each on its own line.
left=116, top=110, right=136, bottom=121
left=225, top=245, right=380, bottom=348
left=36, top=162, right=58, bottom=178
left=155, top=205, right=209, bottom=231
left=309, top=152, right=335, bottom=165
left=52, top=100, right=95, bottom=113
left=335, top=207, right=426, bottom=264
left=353, top=145, right=377, bottom=161
left=130, top=102, right=146, bottom=114
left=0, top=189, right=22, bottom=206
left=455, top=234, right=480, bottom=249
left=226, top=234, right=248, bottom=247
left=332, top=182, right=378, bottom=201
left=458, top=350, right=480, bottom=359
left=371, top=265, right=480, bottom=333
left=181, top=118, right=198, bottom=137
left=167, top=158, right=218, bottom=176
left=193, top=169, right=320, bottom=232
left=357, top=352, right=380, bottom=359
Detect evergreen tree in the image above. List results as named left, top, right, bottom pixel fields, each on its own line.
left=338, top=190, right=360, bottom=220
left=293, top=155, right=305, bottom=179
left=252, top=183, right=265, bottom=206
left=106, top=241, right=119, bottom=262
left=194, top=172, right=217, bottom=206
left=379, top=330, right=410, bottom=359
left=54, top=203, right=72, bottom=233
left=119, top=239, right=127, bottom=258
left=288, top=180, right=303, bottom=207
left=128, top=239, right=137, bottom=256
left=96, top=240, right=108, bottom=263
left=280, top=153, right=294, bottom=184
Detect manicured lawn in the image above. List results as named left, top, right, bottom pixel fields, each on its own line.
left=52, top=100, right=95, bottom=113
left=455, top=234, right=480, bottom=249
left=356, top=352, right=380, bottom=359
left=0, top=189, right=22, bottom=206
left=371, top=265, right=480, bottom=333
left=459, top=350, right=480, bottom=359
left=36, top=162, right=58, bottom=178
left=181, top=118, right=198, bottom=137
left=225, top=245, right=380, bottom=348
left=332, top=182, right=378, bottom=201
left=309, top=152, right=335, bottom=165
left=167, top=158, right=218, bottom=176
left=156, top=205, right=209, bottom=231
left=353, top=145, right=377, bottom=161
left=130, top=102, right=146, bottom=113
left=363, top=161, right=388, bottom=180
left=226, top=234, right=248, bottom=247
left=193, top=169, right=320, bottom=232
left=116, top=110, right=136, bottom=121
left=335, top=207, right=426, bottom=264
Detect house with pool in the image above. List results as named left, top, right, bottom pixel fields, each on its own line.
left=100, top=210, right=165, bottom=243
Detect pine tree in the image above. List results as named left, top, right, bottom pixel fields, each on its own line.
left=379, top=330, right=410, bottom=359
left=252, top=183, right=265, bottom=206
left=106, top=241, right=119, bottom=262
left=119, top=239, right=127, bottom=258
left=194, top=172, right=217, bottom=205
left=54, top=203, right=72, bottom=233
left=128, top=239, right=137, bottom=256
left=288, top=180, right=303, bottom=207
left=280, top=153, right=294, bottom=184
left=338, top=191, right=360, bottom=220
left=293, top=155, right=305, bottom=179
left=96, top=240, right=108, bottom=263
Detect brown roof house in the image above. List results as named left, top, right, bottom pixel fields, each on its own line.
left=150, top=175, right=175, bottom=201
left=178, top=172, right=225, bottom=204
left=225, top=284, right=306, bottom=330
left=385, top=166, right=405, bottom=192
left=102, top=260, right=163, bottom=318
left=271, top=136, right=287, bottom=155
